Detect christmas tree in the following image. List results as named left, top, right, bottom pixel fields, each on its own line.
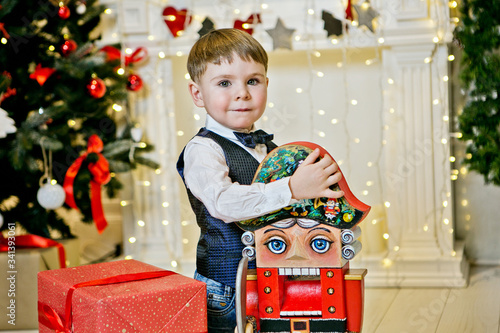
left=0, top=0, right=157, bottom=238
left=454, top=0, right=500, bottom=185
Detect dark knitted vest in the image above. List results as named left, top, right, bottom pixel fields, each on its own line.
left=177, top=128, right=276, bottom=288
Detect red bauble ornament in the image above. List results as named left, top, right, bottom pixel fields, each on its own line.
left=162, top=6, right=192, bottom=37
left=58, top=6, right=71, bottom=19
left=61, top=39, right=77, bottom=56
left=87, top=78, right=106, bottom=98
left=126, top=74, right=143, bottom=92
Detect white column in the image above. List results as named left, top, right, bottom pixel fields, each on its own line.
left=355, top=0, right=468, bottom=287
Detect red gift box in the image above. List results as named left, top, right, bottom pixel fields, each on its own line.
left=38, top=259, right=207, bottom=333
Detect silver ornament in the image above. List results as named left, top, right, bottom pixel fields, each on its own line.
left=37, top=182, right=66, bottom=210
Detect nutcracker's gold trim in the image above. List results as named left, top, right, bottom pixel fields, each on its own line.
left=344, top=269, right=368, bottom=280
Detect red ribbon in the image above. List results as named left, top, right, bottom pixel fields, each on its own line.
left=100, top=46, right=148, bottom=66
left=63, top=134, right=110, bottom=233
left=0, top=22, right=10, bottom=39
left=0, top=235, right=66, bottom=268
left=38, top=270, right=176, bottom=332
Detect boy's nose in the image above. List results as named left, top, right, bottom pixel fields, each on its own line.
left=235, top=85, right=250, bottom=100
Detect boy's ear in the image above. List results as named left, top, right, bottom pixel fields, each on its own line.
left=188, top=81, right=204, bottom=108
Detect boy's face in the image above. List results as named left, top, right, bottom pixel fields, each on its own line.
left=188, top=55, right=268, bottom=132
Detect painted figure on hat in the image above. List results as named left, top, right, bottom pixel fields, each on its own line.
left=235, top=142, right=370, bottom=333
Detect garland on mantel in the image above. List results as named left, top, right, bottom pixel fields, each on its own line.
left=454, top=0, right=500, bottom=185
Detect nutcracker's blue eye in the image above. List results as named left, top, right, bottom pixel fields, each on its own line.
left=310, top=237, right=332, bottom=254
left=265, top=237, right=287, bottom=254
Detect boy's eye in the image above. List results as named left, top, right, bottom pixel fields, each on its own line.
left=310, top=237, right=332, bottom=254
left=218, top=80, right=230, bottom=87
left=265, top=237, right=287, bottom=254
left=247, top=78, right=258, bottom=85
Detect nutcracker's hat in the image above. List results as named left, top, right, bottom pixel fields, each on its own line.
left=237, top=142, right=371, bottom=231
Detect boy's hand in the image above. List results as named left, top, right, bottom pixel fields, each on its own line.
left=289, top=148, right=344, bottom=200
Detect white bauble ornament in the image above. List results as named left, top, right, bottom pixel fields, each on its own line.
left=0, top=212, right=3, bottom=229
left=131, top=127, right=143, bottom=142
left=76, top=2, right=87, bottom=14
left=37, top=182, right=66, bottom=210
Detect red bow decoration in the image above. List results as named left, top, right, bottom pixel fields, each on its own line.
left=0, top=87, right=16, bottom=103
left=163, top=6, right=192, bottom=37
left=63, top=134, right=111, bottom=234
left=234, top=13, right=262, bottom=35
left=100, top=46, right=148, bottom=66
left=0, top=22, right=10, bottom=39
left=38, top=270, right=176, bottom=332
left=0, top=235, right=66, bottom=268
left=30, top=64, right=56, bottom=86
left=345, top=0, right=353, bottom=21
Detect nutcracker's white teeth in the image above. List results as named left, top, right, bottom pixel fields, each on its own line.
left=278, top=267, right=320, bottom=276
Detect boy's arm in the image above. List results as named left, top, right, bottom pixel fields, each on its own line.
left=183, top=138, right=293, bottom=222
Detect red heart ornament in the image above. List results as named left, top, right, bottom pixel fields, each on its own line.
left=163, top=6, right=192, bottom=37
left=233, top=13, right=262, bottom=35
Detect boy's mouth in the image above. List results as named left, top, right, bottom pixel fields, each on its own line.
left=232, top=108, right=251, bottom=112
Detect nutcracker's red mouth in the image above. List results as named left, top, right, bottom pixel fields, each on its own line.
left=277, top=268, right=323, bottom=317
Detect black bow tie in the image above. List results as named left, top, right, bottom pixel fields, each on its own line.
left=234, top=130, right=274, bottom=149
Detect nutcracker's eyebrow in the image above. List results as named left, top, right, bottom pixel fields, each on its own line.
left=308, top=227, right=331, bottom=234
left=263, top=228, right=286, bottom=234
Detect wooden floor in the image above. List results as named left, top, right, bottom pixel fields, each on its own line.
left=7, top=265, right=500, bottom=333
left=364, top=265, right=500, bottom=333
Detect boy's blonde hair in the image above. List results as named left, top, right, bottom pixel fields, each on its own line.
left=187, top=28, right=268, bottom=83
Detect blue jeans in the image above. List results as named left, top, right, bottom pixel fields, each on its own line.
left=194, top=271, right=236, bottom=333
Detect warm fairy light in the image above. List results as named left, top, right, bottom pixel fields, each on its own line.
left=384, top=201, right=391, bottom=208
left=461, top=199, right=468, bottom=207
left=318, top=131, right=326, bottom=138
left=466, top=153, right=472, bottom=159
left=367, top=162, right=373, bottom=167
left=371, top=219, right=377, bottom=225
left=393, top=246, right=400, bottom=252
left=424, top=57, right=432, bottom=63
left=448, top=55, right=455, bottom=61
left=383, top=233, right=389, bottom=240
left=1, top=38, right=7, bottom=44
left=48, top=45, right=55, bottom=51
left=354, top=138, right=360, bottom=143
left=138, top=142, right=147, bottom=148
left=50, top=179, right=57, bottom=185
left=242, top=23, right=250, bottom=29
left=67, top=119, right=76, bottom=127
left=234, top=9, right=240, bottom=14
left=387, top=78, right=394, bottom=84
left=104, top=8, right=112, bottom=14
left=352, top=21, right=359, bottom=27
left=177, top=130, right=184, bottom=136
left=449, top=1, right=458, bottom=8
left=443, top=200, right=448, bottom=207
left=433, top=36, right=440, bottom=43
left=159, top=51, right=166, bottom=58
left=351, top=99, right=358, bottom=105
left=314, top=51, right=321, bottom=58
left=268, top=102, right=275, bottom=108
left=383, top=258, right=392, bottom=267
left=137, top=220, right=145, bottom=227
left=423, top=225, right=429, bottom=232
left=361, top=2, right=370, bottom=9
left=142, top=181, right=151, bottom=186
left=171, top=261, right=178, bottom=268
left=366, top=181, right=374, bottom=186
left=176, top=51, right=183, bottom=57
left=452, top=169, right=459, bottom=175
left=443, top=115, right=449, bottom=121
left=112, top=104, right=122, bottom=112
left=451, top=250, right=457, bottom=256
left=316, top=71, right=324, bottom=78
left=362, top=190, right=369, bottom=195
left=184, top=73, right=190, bottom=80
left=120, top=200, right=127, bottom=206
left=128, top=237, right=137, bottom=243
left=449, top=228, right=454, bottom=234
left=441, top=138, right=447, bottom=144
left=181, top=220, right=189, bottom=226
left=125, top=48, right=132, bottom=54
left=308, top=8, right=315, bottom=15
left=194, top=114, right=201, bottom=121
left=331, top=38, right=338, bottom=45
left=460, top=166, right=468, bottom=175
left=389, top=108, right=395, bottom=113
left=125, top=255, right=133, bottom=260
left=162, top=220, right=169, bottom=225
left=443, top=76, right=449, bottom=81
left=117, top=68, right=125, bottom=75
left=155, top=169, right=161, bottom=175
left=444, top=218, right=450, bottom=225
left=433, top=99, right=440, bottom=105
left=378, top=37, right=385, bottom=44
left=183, top=238, right=189, bottom=244
left=337, top=62, right=343, bottom=68
left=148, top=35, right=155, bottom=41
left=261, top=3, right=269, bottom=9
left=451, top=174, right=458, bottom=181
left=331, top=118, right=338, bottom=124
left=296, top=88, right=303, bottom=93
left=162, top=202, right=170, bottom=208
left=295, top=35, right=301, bottom=41
left=365, top=59, right=373, bottom=65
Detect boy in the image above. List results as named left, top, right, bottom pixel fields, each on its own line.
left=177, top=28, right=343, bottom=332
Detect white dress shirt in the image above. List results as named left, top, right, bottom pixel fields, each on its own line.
left=182, top=115, right=293, bottom=222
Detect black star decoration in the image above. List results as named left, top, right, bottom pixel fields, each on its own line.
left=353, top=3, right=379, bottom=32
left=321, top=10, right=343, bottom=37
left=266, top=18, right=296, bottom=50
left=198, top=17, right=215, bottom=38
